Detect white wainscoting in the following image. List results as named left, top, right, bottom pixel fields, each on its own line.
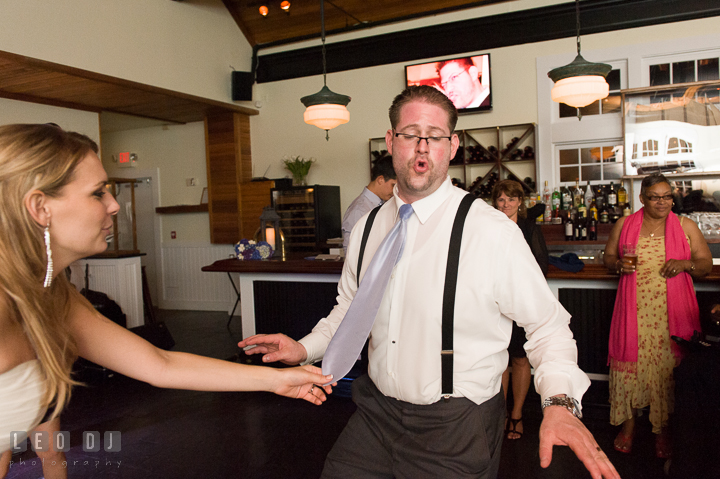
left=69, top=256, right=144, bottom=328
left=159, top=243, right=235, bottom=311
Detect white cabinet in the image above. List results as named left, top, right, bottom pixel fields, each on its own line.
left=69, top=256, right=144, bottom=328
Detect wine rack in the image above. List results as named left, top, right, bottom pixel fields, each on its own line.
left=271, top=185, right=341, bottom=253
left=369, top=123, right=537, bottom=200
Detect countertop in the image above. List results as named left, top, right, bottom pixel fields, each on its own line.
left=203, top=256, right=720, bottom=282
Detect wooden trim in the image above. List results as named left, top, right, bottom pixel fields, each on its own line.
left=155, top=204, right=209, bottom=214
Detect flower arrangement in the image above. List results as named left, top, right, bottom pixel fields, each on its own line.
left=234, top=239, right=273, bottom=260
left=282, top=155, right=315, bottom=186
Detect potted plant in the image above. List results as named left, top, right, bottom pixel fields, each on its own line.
left=283, top=155, right=315, bottom=186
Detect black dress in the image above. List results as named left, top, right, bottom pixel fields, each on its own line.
left=507, top=210, right=548, bottom=359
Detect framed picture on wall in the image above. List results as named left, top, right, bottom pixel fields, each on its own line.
left=622, top=80, right=720, bottom=176
left=405, top=54, right=492, bottom=114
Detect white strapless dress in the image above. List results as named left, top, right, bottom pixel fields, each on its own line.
left=0, top=359, right=47, bottom=453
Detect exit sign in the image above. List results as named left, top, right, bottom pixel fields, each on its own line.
left=118, top=152, right=136, bottom=168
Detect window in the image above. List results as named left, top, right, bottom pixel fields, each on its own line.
left=559, top=69, right=622, bottom=118
left=649, top=56, right=720, bottom=86
left=558, top=143, right=623, bottom=183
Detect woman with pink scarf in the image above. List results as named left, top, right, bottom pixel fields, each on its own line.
left=603, top=173, right=712, bottom=459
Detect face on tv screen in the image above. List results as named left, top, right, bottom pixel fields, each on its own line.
left=406, top=54, right=492, bottom=114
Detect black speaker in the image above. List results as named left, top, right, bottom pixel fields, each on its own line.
left=232, top=71, right=254, bottom=101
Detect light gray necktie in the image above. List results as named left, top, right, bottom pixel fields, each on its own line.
left=322, top=203, right=414, bottom=382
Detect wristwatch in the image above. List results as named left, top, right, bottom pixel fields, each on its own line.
left=541, top=395, right=582, bottom=419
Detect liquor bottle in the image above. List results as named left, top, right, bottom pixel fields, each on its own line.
left=584, top=181, right=594, bottom=209
left=536, top=193, right=544, bottom=224
left=599, top=207, right=610, bottom=224
left=577, top=192, right=587, bottom=219
left=618, top=181, right=627, bottom=208
left=561, top=185, right=572, bottom=211
left=551, top=186, right=561, bottom=212
left=551, top=187, right=562, bottom=224
left=573, top=179, right=583, bottom=209
left=543, top=180, right=551, bottom=205
left=580, top=215, right=588, bottom=241
left=565, top=213, right=574, bottom=241
left=588, top=217, right=598, bottom=241
left=608, top=182, right=618, bottom=209
left=589, top=198, right=598, bottom=221
left=544, top=204, right=552, bottom=223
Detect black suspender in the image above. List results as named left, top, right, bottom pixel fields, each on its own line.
left=441, top=194, right=476, bottom=398
left=357, top=204, right=382, bottom=280
left=355, top=195, right=477, bottom=399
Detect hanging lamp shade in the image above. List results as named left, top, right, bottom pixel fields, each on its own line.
left=548, top=54, right=611, bottom=108
left=301, top=85, right=351, bottom=130
left=300, top=0, right=351, bottom=139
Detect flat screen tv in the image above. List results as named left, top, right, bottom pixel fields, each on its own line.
left=405, top=54, right=492, bottom=114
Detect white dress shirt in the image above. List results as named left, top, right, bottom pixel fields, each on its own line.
left=300, top=177, right=590, bottom=407
left=341, top=187, right=383, bottom=252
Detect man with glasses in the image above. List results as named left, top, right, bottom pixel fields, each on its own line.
left=437, top=58, right=490, bottom=109
left=239, top=86, right=619, bottom=479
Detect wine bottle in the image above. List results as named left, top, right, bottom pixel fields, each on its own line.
left=580, top=215, right=587, bottom=241
left=588, top=217, right=597, bottom=241
left=565, top=214, right=574, bottom=241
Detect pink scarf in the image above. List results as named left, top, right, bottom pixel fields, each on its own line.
left=608, top=208, right=700, bottom=366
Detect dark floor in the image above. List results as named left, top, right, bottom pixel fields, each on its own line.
left=7, top=310, right=677, bottom=478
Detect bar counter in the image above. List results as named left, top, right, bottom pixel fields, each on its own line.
left=203, top=256, right=720, bottom=377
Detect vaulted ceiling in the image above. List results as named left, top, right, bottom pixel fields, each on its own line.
left=222, top=0, right=511, bottom=47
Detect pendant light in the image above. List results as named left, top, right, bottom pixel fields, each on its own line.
left=548, top=0, right=611, bottom=111
left=300, top=0, right=351, bottom=140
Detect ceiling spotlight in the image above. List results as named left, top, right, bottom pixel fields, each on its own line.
left=259, top=5, right=268, bottom=16
left=280, top=1, right=290, bottom=13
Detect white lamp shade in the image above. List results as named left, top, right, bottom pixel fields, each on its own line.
left=551, top=75, right=610, bottom=108
left=303, top=104, right=350, bottom=130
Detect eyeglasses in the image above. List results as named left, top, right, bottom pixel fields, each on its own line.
left=440, top=70, right=467, bottom=89
left=645, top=194, right=673, bottom=202
left=393, top=131, right=452, bottom=148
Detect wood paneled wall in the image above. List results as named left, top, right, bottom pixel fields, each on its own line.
left=205, top=112, right=254, bottom=244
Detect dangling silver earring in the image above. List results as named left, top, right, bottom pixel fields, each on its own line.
left=43, top=222, right=53, bottom=288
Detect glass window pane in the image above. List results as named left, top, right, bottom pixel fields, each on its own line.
left=559, top=102, right=577, bottom=118
left=581, top=147, right=602, bottom=164
left=698, top=58, right=719, bottom=81
left=604, top=163, right=624, bottom=179
left=650, top=63, right=670, bottom=86
left=672, top=60, right=695, bottom=84
left=604, top=145, right=622, bottom=163
left=602, top=93, right=621, bottom=114
left=606, top=69, right=621, bottom=91
left=582, top=165, right=602, bottom=181
left=560, top=166, right=579, bottom=183
left=559, top=149, right=579, bottom=165
left=579, top=100, right=600, bottom=117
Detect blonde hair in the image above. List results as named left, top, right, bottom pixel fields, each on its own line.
left=0, top=124, right=99, bottom=420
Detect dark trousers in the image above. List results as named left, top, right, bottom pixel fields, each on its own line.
left=322, top=374, right=505, bottom=479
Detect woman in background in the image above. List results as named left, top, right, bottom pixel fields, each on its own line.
left=603, top=173, right=711, bottom=459
left=0, top=124, right=334, bottom=478
left=491, top=180, right=548, bottom=440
